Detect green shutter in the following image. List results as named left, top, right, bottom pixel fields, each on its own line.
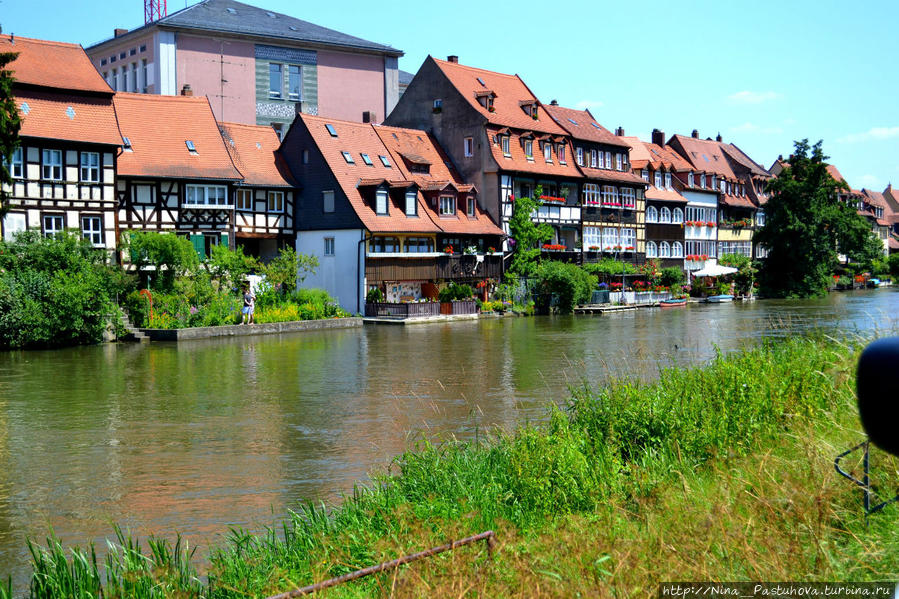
left=190, top=234, right=205, bottom=260
left=220, top=233, right=229, bottom=250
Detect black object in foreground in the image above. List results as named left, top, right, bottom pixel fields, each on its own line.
left=857, top=336, right=899, bottom=456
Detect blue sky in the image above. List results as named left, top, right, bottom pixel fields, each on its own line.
left=3, top=0, right=897, bottom=191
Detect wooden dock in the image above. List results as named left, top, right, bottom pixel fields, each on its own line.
left=574, top=302, right=658, bottom=314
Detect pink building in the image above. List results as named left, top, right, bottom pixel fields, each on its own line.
left=85, top=0, right=402, bottom=136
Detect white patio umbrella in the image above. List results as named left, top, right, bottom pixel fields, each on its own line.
left=692, top=264, right=738, bottom=277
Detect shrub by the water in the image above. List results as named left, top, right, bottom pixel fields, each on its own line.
left=533, top=260, right=597, bottom=313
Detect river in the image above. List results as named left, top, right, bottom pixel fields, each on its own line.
left=0, top=289, right=896, bottom=584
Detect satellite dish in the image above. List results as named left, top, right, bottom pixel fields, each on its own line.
left=857, top=337, right=899, bottom=456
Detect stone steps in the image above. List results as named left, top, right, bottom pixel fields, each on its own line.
left=119, top=312, right=149, bottom=342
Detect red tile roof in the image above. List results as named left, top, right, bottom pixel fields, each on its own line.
left=431, top=57, right=566, bottom=135
left=1, top=35, right=112, bottom=95
left=374, top=124, right=503, bottom=236
left=670, top=135, right=738, bottom=180
left=543, top=104, right=630, bottom=148
left=219, top=122, right=295, bottom=187
left=114, top=93, right=242, bottom=180
left=621, top=137, right=692, bottom=172
left=15, top=90, right=121, bottom=146
left=861, top=189, right=886, bottom=208
left=487, top=127, right=582, bottom=178
left=721, top=143, right=771, bottom=178
left=645, top=188, right=687, bottom=203
left=721, top=194, right=755, bottom=209
left=579, top=165, right=647, bottom=186
left=826, top=164, right=848, bottom=186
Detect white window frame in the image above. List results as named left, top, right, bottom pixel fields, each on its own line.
left=543, top=142, right=552, bottom=162
left=604, top=151, right=612, bottom=169
left=583, top=183, right=600, bottom=205
left=236, top=189, right=254, bottom=211
left=659, top=241, right=671, bottom=258
left=672, top=207, right=684, bottom=223
left=501, top=135, right=510, bottom=156
left=439, top=195, right=455, bottom=215
left=375, top=188, right=389, bottom=215
left=602, top=227, right=618, bottom=249
left=576, top=147, right=584, bottom=166
left=81, top=215, right=103, bottom=246
left=641, top=169, right=649, bottom=183
left=269, top=62, right=282, bottom=98
left=524, top=139, right=533, bottom=159
left=688, top=172, right=694, bottom=187
left=185, top=184, right=229, bottom=207
left=672, top=241, right=683, bottom=258
left=654, top=171, right=662, bottom=188
left=646, top=240, right=657, bottom=258
left=466, top=196, right=476, bottom=217
left=659, top=206, right=671, bottom=223
left=10, top=147, right=23, bottom=179
left=405, top=189, right=417, bottom=216
left=324, top=236, right=335, bottom=256
left=464, top=137, right=473, bottom=157
left=620, top=228, right=635, bottom=248
left=43, top=214, right=64, bottom=237
left=558, top=144, right=566, bottom=164
left=601, top=185, right=619, bottom=207
left=756, top=211, right=765, bottom=227
left=616, top=153, right=623, bottom=171
left=583, top=226, right=601, bottom=249
left=80, top=152, right=100, bottom=183
left=645, top=205, right=658, bottom=223
left=620, top=188, right=635, bottom=209
left=665, top=172, right=672, bottom=189
left=590, top=149, right=597, bottom=168
left=267, top=190, right=284, bottom=213
left=42, top=149, right=62, bottom=181
left=288, top=65, right=302, bottom=101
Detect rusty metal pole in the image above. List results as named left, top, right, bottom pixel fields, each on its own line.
left=264, top=530, right=496, bottom=599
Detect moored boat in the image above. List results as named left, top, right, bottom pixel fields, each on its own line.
left=659, top=298, right=687, bottom=308
left=706, top=294, right=734, bottom=303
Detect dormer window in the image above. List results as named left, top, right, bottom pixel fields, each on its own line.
left=654, top=171, right=662, bottom=188
left=467, top=197, right=476, bottom=217
left=576, top=147, right=583, bottom=166
left=558, top=144, right=566, bottom=164
left=487, top=96, right=495, bottom=112
left=543, top=142, right=552, bottom=162
left=711, top=175, right=717, bottom=189
left=375, top=188, right=388, bottom=215
left=501, top=135, right=510, bottom=156
left=531, top=105, right=538, bottom=119
left=641, top=169, right=649, bottom=183
left=665, top=173, right=672, bottom=189
left=700, top=175, right=706, bottom=189
left=439, top=195, right=455, bottom=215
left=433, top=99, right=442, bottom=112
left=688, top=172, right=695, bottom=187
left=405, top=189, right=417, bottom=216
left=616, top=153, right=623, bottom=171
left=523, top=139, right=533, bottom=159
left=590, top=149, right=597, bottom=168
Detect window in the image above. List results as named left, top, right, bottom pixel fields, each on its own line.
left=543, top=142, right=552, bottom=161
left=42, top=149, right=62, bottom=180
left=80, top=152, right=100, bottom=183
left=523, top=139, right=533, bottom=159
left=302, top=149, right=309, bottom=164
left=616, top=153, right=623, bottom=171
left=711, top=176, right=717, bottom=189
left=269, top=63, right=282, bottom=98
left=659, top=241, right=671, bottom=258
left=122, top=68, right=129, bottom=93
left=405, top=189, right=417, bottom=216
left=10, top=147, right=23, bottom=179
left=466, top=197, right=476, bottom=217
left=557, top=144, right=566, bottom=164
left=369, top=236, right=399, bottom=253
left=700, top=175, right=706, bottom=189
left=654, top=171, right=662, bottom=188
left=645, top=205, right=658, bottom=222
left=433, top=99, right=442, bottom=110
left=601, top=185, right=618, bottom=206
left=604, top=152, right=612, bottom=169
left=288, top=65, right=301, bottom=100
left=720, top=179, right=726, bottom=193
left=620, top=188, right=635, bottom=209
left=379, top=155, right=391, bottom=167
left=641, top=169, right=649, bottom=183
left=43, top=214, right=64, bottom=237
left=583, top=226, right=600, bottom=249
left=141, top=59, right=147, bottom=92
left=590, top=149, right=597, bottom=168
left=576, top=147, right=583, bottom=166
left=756, top=211, right=766, bottom=227
left=718, top=241, right=751, bottom=257
left=620, top=228, right=635, bottom=249
left=688, top=172, right=694, bottom=187
left=236, top=189, right=253, bottom=211
left=361, top=153, right=373, bottom=166
left=323, top=190, right=334, bottom=213
left=185, top=184, right=228, bottom=206
left=664, top=173, right=672, bottom=189
left=646, top=241, right=657, bottom=257
left=672, top=241, right=683, bottom=258
left=341, top=151, right=354, bottom=164
left=326, top=124, right=338, bottom=137
left=324, top=237, right=335, bottom=256
left=659, top=206, right=671, bottom=223
left=185, top=140, right=197, bottom=153
left=464, top=137, right=473, bottom=157
left=404, top=237, right=433, bottom=253
left=81, top=215, right=103, bottom=246
left=375, top=189, right=388, bottom=215
left=131, top=63, right=138, bottom=92
left=583, top=183, right=600, bottom=205
left=672, top=207, right=684, bottom=223
left=439, top=195, right=455, bottom=215
left=268, top=191, right=284, bottom=212
left=602, top=227, right=618, bottom=249
left=501, top=135, right=510, bottom=156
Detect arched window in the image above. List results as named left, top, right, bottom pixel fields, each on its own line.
left=660, top=206, right=672, bottom=223
left=646, top=205, right=658, bottom=223
left=660, top=241, right=671, bottom=257
left=672, top=241, right=683, bottom=257
left=646, top=241, right=657, bottom=258
left=672, top=207, right=684, bottom=223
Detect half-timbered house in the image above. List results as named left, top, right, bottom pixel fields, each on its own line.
left=113, top=92, right=243, bottom=258
left=282, top=114, right=503, bottom=313
left=0, top=36, right=121, bottom=250
left=219, top=122, right=296, bottom=260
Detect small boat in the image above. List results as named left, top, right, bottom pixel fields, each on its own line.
left=659, top=298, right=687, bottom=308
left=706, top=294, right=734, bottom=303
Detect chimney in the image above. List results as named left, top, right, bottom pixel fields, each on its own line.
left=716, top=133, right=722, bottom=142
left=651, top=128, right=665, bottom=146
left=615, top=127, right=625, bottom=137
left=550, top=99, right=558, bottom=106
left=362, top=111, right=376, bottom=123
left=691, top=129, right=699, bottom=138
left=447, top=55, right=458, bottom=63
left=180, top=84, right=193, bottom=96
left=778, top=154, right=783, bottom=161
left=295, top=102, right=303, bottom=115
left=114, top=28, right=129, bottom=37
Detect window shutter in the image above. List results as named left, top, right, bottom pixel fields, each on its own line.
left=220, top=233, right=229, bottom=250
left=190, top=234, right=205, bottom=260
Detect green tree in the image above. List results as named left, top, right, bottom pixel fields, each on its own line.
left=887, top=253, right=899, bottom=278
left=262, top=246, right=318, bottom=294
left=755, top=140, right=876, bottom=297
left=123, top=231, right=199, bottom=291
left=0, top=44, right=21, bottom=219
left=718, top=253, right=756, bottom=295
left=207, top=243, right=259, bottom=292
left=533, top=261, right=597, bottom=314
left=507, top=185, right=552, bottom=279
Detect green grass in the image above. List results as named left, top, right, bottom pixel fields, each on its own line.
left=5, top=334, right=897, bottom=598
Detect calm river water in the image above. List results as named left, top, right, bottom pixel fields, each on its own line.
left=0, top=289, right=897, bottom=583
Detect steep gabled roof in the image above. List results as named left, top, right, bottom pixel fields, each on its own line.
left=1, top=35, right=112, bottom=95
left=88, top=0, right=401, bottom=56
left=487, top=127, right=581, bottom=178
left=621, top=136, right=692, bottom=172
left=670, top=134, right=738, bottom=180
left=114, top=93, right=242, bottom=180
left=431, top=57, right=566, bottom=135
left=543, top=104, right=629, bottom=148
left=721, top=143, right=771, bottom=178
left=15, top=91, right=122, bottom=146
left=826, top=164, right=848, bottom=186
left=219, top=122, right=295, bottom=187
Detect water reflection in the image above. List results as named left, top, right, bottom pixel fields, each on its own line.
left=0, top=289, right=896, bottom=585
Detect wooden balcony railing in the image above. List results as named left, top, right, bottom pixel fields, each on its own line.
left=366, top=254, right=503, bottom=283
left=365, top=302, right=440, bottom=317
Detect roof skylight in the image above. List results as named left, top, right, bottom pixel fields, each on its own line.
left=567, top=118, right=578, bottom=125
left=476, top=77, right=486, bottom=86
left=590, top=123, right=600, bottom=129
left=341, top=151, right=354, bottom=164
left=325, top=124, right=338, bottom=137
left=379, top=155, right=391, bottom=167
left=185, top=140, right=197, bottom=153
left=122, top=136, right=132, bottom=150
left=361, top=153, right=373, bottom=166
left=226, top=7, right=236, bottom=13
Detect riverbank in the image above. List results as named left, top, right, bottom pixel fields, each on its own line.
left=6, top=334, right=896, bottom=598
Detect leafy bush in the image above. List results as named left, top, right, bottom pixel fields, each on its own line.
left=122, top=231, right=198, bottom=292
left=659, top=266, right=684, bottom=287
left=206, top=244, right=258, bottom=292
left=261, top=246, right=318, bottom=294
left=534, top=260, right=597, bottom=314
left=583, top=258, right=638, bottom=278
left=438, top=282, right=473, bottom=302
left=366, top=287, right=383, bottom=303
left=888, top=253, right=899, bottom=278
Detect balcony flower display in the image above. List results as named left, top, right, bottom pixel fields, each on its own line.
left=588, top=245, right=600, bottom=251
left=701, top=254, right=708, bottom=260
left=463, top=245, right=477, bottom=255
left=542, top=243, right=567, bottom=251
left=539, top=195, right=566, bottom=204
left=443, top=246, right=454, bottom=255
left=706, top=221, right=716, bottom=227
left=613, top=244, right=623, bottom=251
left=625, top=245, right=635, bottom=251
left=487, top=246, right=496, bottom=254
left=610, top=282, right=622, bottom=290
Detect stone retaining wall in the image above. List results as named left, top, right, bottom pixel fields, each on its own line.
left=140, top=318, right=362, bottom=341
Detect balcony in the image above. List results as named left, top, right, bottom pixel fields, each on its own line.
left=366, top=254, right=503, bottom=283
left=365, top=302, right=440, bottom=318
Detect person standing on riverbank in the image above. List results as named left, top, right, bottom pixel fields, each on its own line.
left=241, top=284, right=256, bottom=325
